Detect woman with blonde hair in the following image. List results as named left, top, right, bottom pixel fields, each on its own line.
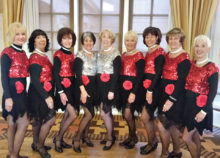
left=1, top=22, right=29, bottom=158
left=182, top=35, right=218, bottom=158
left=119, top=30, right=145, bottom=149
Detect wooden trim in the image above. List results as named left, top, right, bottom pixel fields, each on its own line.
left=119, top=0, right=124, bottom=52
left=128, top=0, right=133, bottom=30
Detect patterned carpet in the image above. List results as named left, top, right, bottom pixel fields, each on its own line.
left=0, top=113, right=220, bottom=158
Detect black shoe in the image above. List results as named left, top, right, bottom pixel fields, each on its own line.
left=124, top=138, right=138, bottom=149
left=38, top=147, right=51, bottom=158
left=44, top=145, right=51, bottom=151
left=72, top=138, right=81, bottom=153
left=61, top=140, right=72, bottom=148
left=53, top=137, right=63, bottom=153
left=103, top=139, right=114, bottom=150
left=168, top=151, right=182, bottom=158
left=119, top=138, right=131, bottom=146
left=32, top=143, right=51, bottom=152
left=140, top=142, right=158, bottom=155
left=140, top=144, right=148, bottom=151
left=81, top=137, right=94, bottom=147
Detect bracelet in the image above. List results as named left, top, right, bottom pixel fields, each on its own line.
left=147, top=90, right=153, bottom=93
left=201, top=110, right=207, bottom=116
left=58, top=90, right=64, bottom=94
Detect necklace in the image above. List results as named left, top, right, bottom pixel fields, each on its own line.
left=103, top=46, right=112, bottom=52
left=61, top=46, right=70, bottom=52
left=196, top=57, right=209, bottom=65
left=148, top=44, right=157, bottom=49
left=83, top=47, right=93, bottom=55
left=126, top=49, right=137, bottom=55
left=170, top=47, right=182, bottom=54
left=11, top=44, right=22, bottom=51
left=35, top=48, right=45, bottom=56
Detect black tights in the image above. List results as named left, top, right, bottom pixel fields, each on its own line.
left=74, top=107, right=94, bottom=147
left=141, top=107, right=157, bottom=146
left=55, top=104, right=77, bottom=146
left=7, top=113, right=29, bottom=158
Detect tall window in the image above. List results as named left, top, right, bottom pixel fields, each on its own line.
left=130, top=0, right=170, bottom=53
left=79, top=0, right=123, bottom=52
left=39, top=0, right=73, bottom=59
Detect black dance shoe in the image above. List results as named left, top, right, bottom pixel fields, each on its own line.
left=81, top=137, right=94, bottom=147
left=61, top=140, right=72, bottom=148
left=119, top=138, right=131, bottom=146
left=168, top=151, right=182, bottom=158
left=31, top=143, right=51, bottom=152
left=140, top=142, right=158, bottom=155
left=38, top=147, right=51, bottom=158
left=53, top=137, right=63, bottom=153
left=124, top=137, right=138, bottom=149
left=72, top=138, right=82, bottom=153
left=103, top=139, right=114, bottom=150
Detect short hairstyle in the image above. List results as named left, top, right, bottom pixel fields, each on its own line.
left=124, top=30, right=138, bottom=43
left=142, top=26, right=162, bottom=46
left=81, top=32, right=96, bottom=45
left=7, top=22, right=27, bottom=43
left=57, top=27, right=76, bottom=47
left=166, top=27, right=185, bottom=46
left=28, top=29, right=50, bottom=52
left=99, top=29, right=116, bottom=44
left=194, top=35, right=211, bottom=48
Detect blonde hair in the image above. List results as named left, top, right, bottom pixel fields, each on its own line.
left=7, top=22, right=27, bottom=43
left=194, top=35, right=211, bottom=48
left=99, top=29, right=116, bottom=44
left=124, top=30, right=138, bottom=43
left=166, top=27, right=185, bottom=46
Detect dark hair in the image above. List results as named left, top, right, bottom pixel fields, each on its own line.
left=166, top=27, right=185, bottom=46
left=57, top=27, right=76, bottom=47
left=81, top=32, right=96, bottom=45
left=28, top=29, right=50, bottom=52
left=142, top=27, right=162, bottom=46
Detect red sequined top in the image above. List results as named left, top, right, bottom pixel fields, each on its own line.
left=185, top=62, right=219, bottom=95
left=29, top=54, right=53, bottom=83
left=1, top=47, right=29, bottom=78
left=120, top=52, right=144, bottom=77
left=53, top=50, right=74, bottom=77
left=162, top=52, right=189, bottom=80
left=144, top=47, right=165, bottom=74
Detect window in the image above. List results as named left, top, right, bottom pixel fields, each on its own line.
left=129, top=0, right=170, bottom=53
left=39, top=0, right=73, bottom=60
left=79, top=0, right=124, bottom=52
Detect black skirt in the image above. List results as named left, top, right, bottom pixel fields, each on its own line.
left=54, top=76, right=78, bottom=111
left=183, top=90, right=213, bottom=135
left=2, top=78, right=28, bottom=122
left=28, top=81, right=55, bottom=123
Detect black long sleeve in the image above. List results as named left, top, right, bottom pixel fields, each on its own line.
left=148, top=55, right=165, bottom=91
left=109, top=56, right=121, bottom=92
left=53, top=57, right=63, bottom=92
left=202, top=72, right=219, bottom=112
left=30, top=64, right=49, bottom=99
left=131, top=59, right=145, bottom=94
left=1, top=54, right=11, bottom=98
left=74, top=57, right=83, bottom=86
left=169, top=59, right=191, bottom=101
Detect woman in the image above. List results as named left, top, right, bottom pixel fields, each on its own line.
left=140, top=27, right=165, bottom=155
left=119, top=30, right=145, bottom=149
left=28, top=29, right=56, bottom=158
left=156, top=28, right=190, bottom=158
left=72, top=32, right=97, bottom=153
left=97, top=29, right=121, bottom=150
left=1, top=22, right=29, bottom=158
left=53, top=27, right=77, bottom=153
left=182, top=35, right=218, bottom=158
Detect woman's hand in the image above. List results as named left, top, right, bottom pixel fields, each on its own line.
left=59, top=92, right=68, bottom=106
left=81, top=91, right=90, bottom=104
left=5, top=98, right=13, bottom=112
left=162, top=99, right=173, bottom=112
left=45, top=96, right=54, bottom=109
left=195, top=111, right=206, bottom=123
left=108, top=91, right=114, bottom=100
left=128, top=93, right=135, bottom=104
left=146, top=91, right=153, bottom=104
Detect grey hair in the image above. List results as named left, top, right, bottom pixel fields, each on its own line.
left=194, top=35, right=211, bottom=48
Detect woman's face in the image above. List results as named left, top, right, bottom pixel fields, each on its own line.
left=101, top=33, right=112, bottom=48
left=13, top=29, right=26, bottom=46
left=34, top=35, right=47, bottom=51
left=61, top=34, right=73, bottom=49
left=194, top=40, right=210, bottom=59
left=145, top=33, right=158, bottom=47
left=83, top=36, right=94, bottom=51
left=168, top=35, right=182, bottom=51
left=125, top=36, right=137, bottom=52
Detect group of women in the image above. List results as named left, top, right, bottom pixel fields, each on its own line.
left=1, top=22, right=218, bottom=158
